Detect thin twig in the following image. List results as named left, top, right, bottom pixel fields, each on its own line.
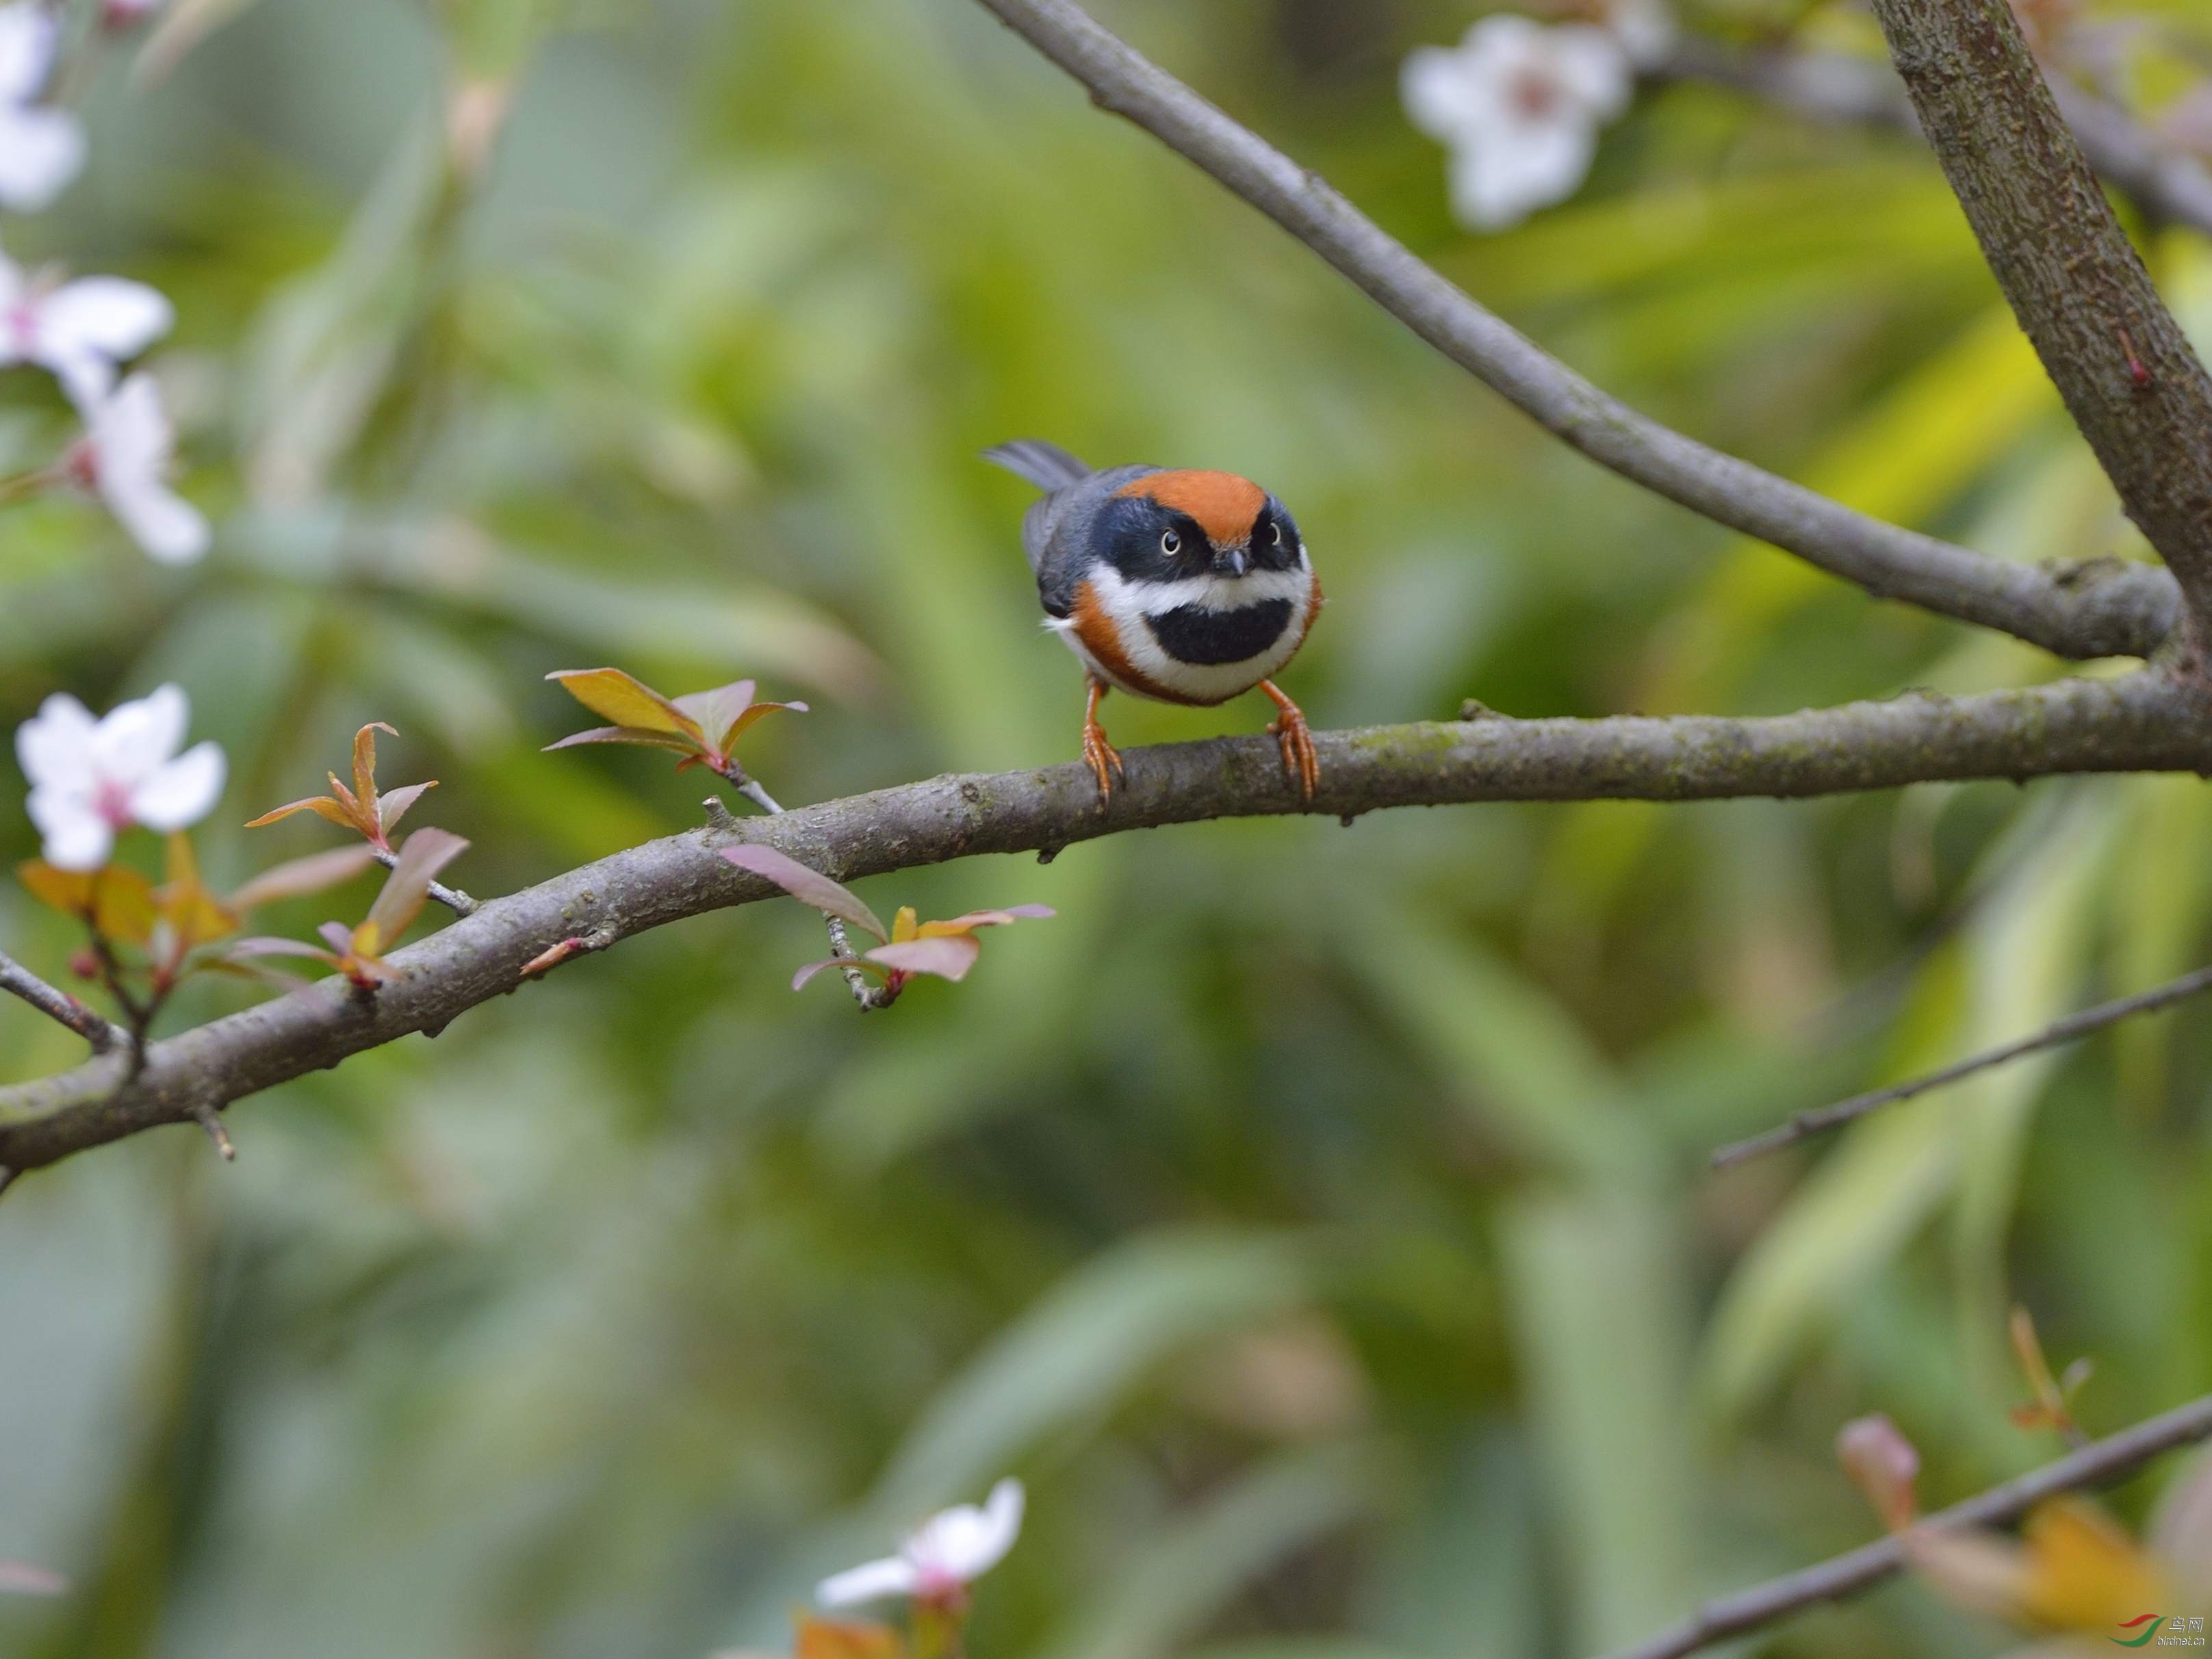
left=0, top=949, right=125, bottom=1051
left=1656, top=40, right=2212, bottom=240
left=1714, top=960, right=2212, bottom=1168
left=372, top=845, right=477, bottom=916
left=966, top=0, right=2177, bottom=659
left=1601, top=1392, right=2212, bottom=1659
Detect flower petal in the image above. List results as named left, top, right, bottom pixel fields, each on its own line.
left=865, top=935, right=983, bottom=983
left=1401, top=46, right=1480, bottom=144
left=107, top=475, right=210, bottom=564
left=93, top=683, right=188, bottom=781
left=944, top=1479, right=1024, bottom=1580
left=1446, top=118, right=1597, bottom=230
left=814, top=1557, right=921, bottom=1609
left=42, top=276, right=173, bottom=358
left=27, top=788, right=112, bottom=872
left=0, top=2, right=58, bottom=101
left=0, top=107, right=83, bottom=212
left=129, top=740, right=225, bottom=830
left=15, top=692, right=98, bottom=791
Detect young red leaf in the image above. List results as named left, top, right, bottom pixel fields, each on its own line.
left=791, top=955, right=888, bottom=992
left=351, top=722, right=394, bottom=810
left=719, top=845, right=888, bottom=941
left=866, top=934, right=983, bottom=982
left=670, top=680, right=758, bottom=750
left=96, top=869, right=160, bottom=944
left=359, top=827, right=470, bottom=953
left=546, top=669, right=703, bottom=741
left=18, top=860, right=97, bottom=917
left=229, top=936, right=342, bottom=964
left=543, top=725, right=704, bottom=756
left=916, top=905, right=1057, bottom=937
left=718, top=697, right=808, bottom=752
left=1837, top=1413, right=1920, bottom=1532
left=227, top=845, right=381, bottom=913
left=374, top=781, right=436, bottom=836
left=0, top=1562, right=67, bottom=1597
left=244, top=795, right=361, bottom=832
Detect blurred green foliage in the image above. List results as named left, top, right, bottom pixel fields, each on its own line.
left=5, top=0, right=2212, bottom=1655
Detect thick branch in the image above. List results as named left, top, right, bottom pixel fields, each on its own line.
left=0, top=949, right=125, bottom=1051
left=1868, top=0, right=2212, bottom=639
left=1, top=673, right=2207, bottom=1174
left=966, top=0, right=2177, bottom=659
left=1602, top=1390, right=2212, bottom=1659
left=1660, top=41, right=2212, bottom=241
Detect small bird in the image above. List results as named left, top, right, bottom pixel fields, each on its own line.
left=983, top=439, right=1324, bottom=803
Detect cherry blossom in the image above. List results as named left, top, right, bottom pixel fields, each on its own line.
left=16, top=684, right=225, bottom=871
left=815, top=1480, right=1025, bottom=1609
left=64, top=373, right=209, bottom=564
left=1402, top=16, right=1632, bottom=230
left=0, top=247, right=174, bottom=402
left=0, top=2, right=85, bottom=212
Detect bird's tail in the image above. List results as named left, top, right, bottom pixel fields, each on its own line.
left=981, top=439, right=1091, bottom=493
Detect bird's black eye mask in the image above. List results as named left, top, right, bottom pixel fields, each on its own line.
left=1101, top=496, right=1215, bottom=582
left=1249, top=503, right=1303, bottom=573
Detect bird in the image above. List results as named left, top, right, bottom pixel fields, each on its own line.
left=983, top=439, right=1324, bottom=804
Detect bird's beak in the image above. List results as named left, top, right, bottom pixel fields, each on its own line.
left=1222, top=548, right=1248, bottom=577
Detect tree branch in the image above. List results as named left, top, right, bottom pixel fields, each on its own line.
left=965, top=0, right=2177, bottom=660
left=1712, top=957, right=2212, bottom=1168
left=1867, top=0, right=2212, bottom=643
left=0, top=949, right=125, bottom=1051
left=1600, top=1390, right=2212, bottom=1659
left=0, top=671, right=2207, bottom=1175
left=1659, top=40, right=2212, bottom=242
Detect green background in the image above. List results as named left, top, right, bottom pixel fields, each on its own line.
left=3, top=0, right=2212, bottom=1654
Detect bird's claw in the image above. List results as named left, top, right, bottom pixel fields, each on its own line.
left=1262, top=682, right=1320, bottom=803
left=1081, top=720, right=1125, bottom=803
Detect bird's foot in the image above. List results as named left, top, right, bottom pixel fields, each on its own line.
left=1081, top=718, right=1124, bottom=803
left=1261, top=680, right=1319, bottom=803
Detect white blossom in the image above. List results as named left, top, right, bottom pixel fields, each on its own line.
left=0, top=247, right=173, bottom=402
left=1402, top=16, right=1632, bottom=230
left=16, top=684, right=225, bottom=871
left=816, top=1480, right=1025, bottom=1608
left=64, top=373, right=209, bottom=564
left=0, top=2, right=85, bottom=212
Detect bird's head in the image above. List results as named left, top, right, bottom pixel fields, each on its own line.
left=1098, top=469, right=1303, bottom=583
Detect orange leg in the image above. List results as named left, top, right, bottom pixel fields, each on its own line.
left=1080, top=675, right=1125, bottom=803
left=1259, top=680, right=1319, bottom=803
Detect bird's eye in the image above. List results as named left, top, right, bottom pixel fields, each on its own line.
left=1270, top=523, right=1284, bottom=547
left=1161, top=531, right=1181, bottom=556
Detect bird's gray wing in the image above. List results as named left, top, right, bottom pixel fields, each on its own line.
left=1029, top=465, right=1156, bottom=615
